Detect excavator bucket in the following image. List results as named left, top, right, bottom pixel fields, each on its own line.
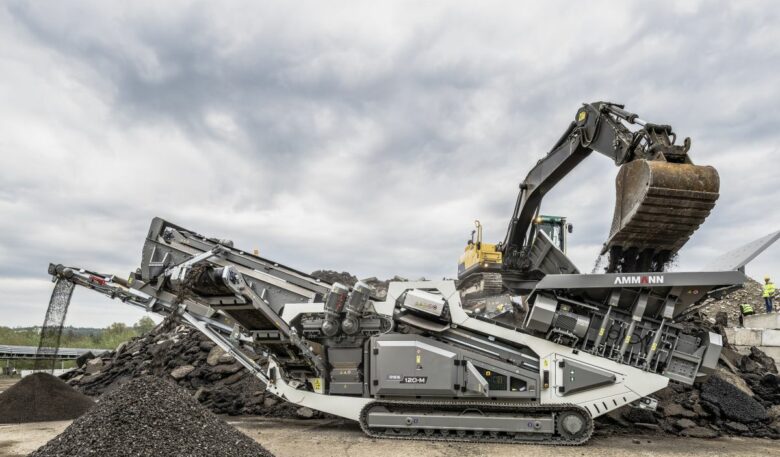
left=605, top=160, right=719, bottom=271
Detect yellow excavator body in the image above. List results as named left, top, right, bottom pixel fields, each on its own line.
left=458, top=239, right=502, bottom=277
left=457, top=221, right=503, bottom=297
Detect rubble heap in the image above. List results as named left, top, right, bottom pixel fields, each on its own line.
left=0, top=372, right=94, bottom=424
left=696, top=278, right=771, bottom=325
left=30, top=376, right=274, bottom=457
left=601, top=318, right=780, bottom=438
left=61, top=320, right=307, bottom=419
left=310, top=270, right=403, bottom=300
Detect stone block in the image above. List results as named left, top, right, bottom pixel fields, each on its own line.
left=732, top=328, right=763, bottom=346
left=85, top=357, right=104, bottom=374
left=206, top=346, right=225, bottom=366
left=743, top=313, right=780, bottom=330
left=217, top=354, right=235, bottom=364
left=723, top=327, right=736, bottom=344
left=170, top=365, right=195, bottom=380
left=296, top=406, right=315, bottom=419
left=762, top=329, right=780, bottom=347
left=675, top=418, right=696, bottom=429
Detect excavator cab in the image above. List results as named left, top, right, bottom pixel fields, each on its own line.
left=533, top=215, right=572, bottom=254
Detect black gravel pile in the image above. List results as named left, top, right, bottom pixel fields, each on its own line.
left=0, top=373, right=93, bottom=424
left=310, top=270, right=357, bottom=287
left=30, top=376, right=274, bottom=457
left=61, top=320, right=308, bottom=419
left=700, top=375, right=768, bottom=423
left=310, top=270, right=402, bottom=300
left=599, top=335, right=780, bottom=439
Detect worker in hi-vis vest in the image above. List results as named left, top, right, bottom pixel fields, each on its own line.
left=763, top=276, right=776, bottom=313
left=739, top=303, right=755, bottom=326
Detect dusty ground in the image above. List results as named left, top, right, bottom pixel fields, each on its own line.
left=0, top=378, right=19, bottom=394
left=2, top=377, right=777, bottom=457
left=1, top=416, right=776, bottom=457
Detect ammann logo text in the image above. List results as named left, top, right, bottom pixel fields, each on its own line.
left=614, top=275, right=664, bottom=285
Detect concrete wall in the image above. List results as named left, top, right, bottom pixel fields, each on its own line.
left=723, top=328, right=780, bottom=347
left=726, top=312, right=780, bottom=366
left=743, top=313, right=780, bottom=330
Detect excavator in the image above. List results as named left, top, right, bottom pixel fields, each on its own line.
left=44, top=102, right=776, bottom=445
left=458, top=101, right=719, bottom=297
left=459, top=215, right=572, bottom=297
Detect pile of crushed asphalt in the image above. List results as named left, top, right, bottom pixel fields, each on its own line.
left=0, top=373, right=93, bottom=424
left=61, top=319, right=309, bottom=419
left=60, top=268, right=403, bottom=418
left=311, top=269, right=402, bottom=300
left=598, top=310, right=780, bottom=439
left=30, top=375, right=274, bottom=457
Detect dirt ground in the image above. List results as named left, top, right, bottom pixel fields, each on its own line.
left=1, top=416, right=777, bottom=457
left=0, top=378, right=19, bottom=394
left=1, top=376, right=777, bottom=457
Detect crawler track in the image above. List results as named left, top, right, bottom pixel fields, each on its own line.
left=359, top=400, right=593, bottom=445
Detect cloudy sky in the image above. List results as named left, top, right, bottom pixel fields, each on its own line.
left=1, top=1, right=779, bottom=327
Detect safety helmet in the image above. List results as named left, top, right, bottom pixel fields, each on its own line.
left=765, top=275, right=771, bottom=281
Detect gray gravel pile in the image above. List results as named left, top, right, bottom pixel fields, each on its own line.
left=60, top=319, right=309, bottom=419
left=0, top=373, right=94, bottom=424
left=697, top=278, right=775, bottom=325
left=30, top=376, right=274, bottom=457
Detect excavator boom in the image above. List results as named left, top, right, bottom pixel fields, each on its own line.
left=501, top=102, right=719, bottom=282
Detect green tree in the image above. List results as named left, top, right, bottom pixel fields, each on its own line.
left=107, top=322, right=128, bottom=334
left=133, top=316, right=155, bottom=334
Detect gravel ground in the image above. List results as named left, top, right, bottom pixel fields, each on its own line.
left=2, top=416, right=777, bottom=457
left=29, top=376, right=273, bottom=457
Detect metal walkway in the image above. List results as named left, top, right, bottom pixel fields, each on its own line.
left=0, top=345, right=110, bottom=360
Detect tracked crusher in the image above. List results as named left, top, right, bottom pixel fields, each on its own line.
left=46, top=103, right=775, bottom=445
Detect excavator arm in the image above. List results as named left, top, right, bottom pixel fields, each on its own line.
left=501, top=102, right=719, bottom=279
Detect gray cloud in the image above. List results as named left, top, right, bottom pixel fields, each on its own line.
left=1, top=1, right=779, bottom=326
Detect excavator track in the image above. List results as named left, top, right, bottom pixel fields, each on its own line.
left=458, top=272, right=503, bottom=300
left=359, top=400, right=593, bottom=445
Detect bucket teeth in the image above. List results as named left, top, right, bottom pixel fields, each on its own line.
left=605, top=160, right=720, bottom=262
